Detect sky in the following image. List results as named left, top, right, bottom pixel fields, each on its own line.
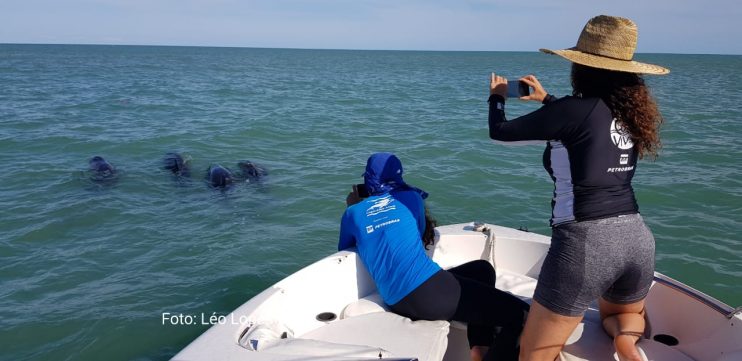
left=1, top=0, right=740, bottom=54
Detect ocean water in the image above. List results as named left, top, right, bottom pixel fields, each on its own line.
left=0, top=45, right=740, bottom=360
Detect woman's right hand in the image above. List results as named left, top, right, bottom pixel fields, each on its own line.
left=519, top=75, right=548, bottom=103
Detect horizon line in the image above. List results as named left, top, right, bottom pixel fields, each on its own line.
left=1, top=42, right=740, bottom=56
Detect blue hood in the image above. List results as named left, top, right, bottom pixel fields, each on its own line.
left=363, top=152, right=428, bottom=199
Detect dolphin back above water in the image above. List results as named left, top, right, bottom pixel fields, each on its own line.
left=163, top=152, right=191, bottom=177
left=237, top=160, right=267, bottom=181
left=207, top=164, right=234, bottom=188
left=89, top=156, right=117, bottom=182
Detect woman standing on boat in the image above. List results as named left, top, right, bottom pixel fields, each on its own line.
left=339, top=152, right=529, bottom=361
left=486, top=15, right=668, bottom=361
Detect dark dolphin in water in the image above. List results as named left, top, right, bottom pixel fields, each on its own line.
left=207, top=164, right=234, bottom=188
left=163, top=152, right=191, bottom=177
left=88, top=156, right=117, bottom=182
left=237, top=160, right=267, bottom=182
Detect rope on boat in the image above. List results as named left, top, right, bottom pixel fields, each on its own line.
left=473, top=222, right=496, bottom=269
left=727, top=306, right=742, bottom=319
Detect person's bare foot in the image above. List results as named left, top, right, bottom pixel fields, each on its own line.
left=614, top=333, right=644, bottom=361
left=470, top=345, right=488, bottom=361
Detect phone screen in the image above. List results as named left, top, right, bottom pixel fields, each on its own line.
left=353, top=183, right=370, bottom=198
left=506, top=80, right=530, bottom=98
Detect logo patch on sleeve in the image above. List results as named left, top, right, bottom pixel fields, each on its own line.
left=610, top=119, right=634, bottom=150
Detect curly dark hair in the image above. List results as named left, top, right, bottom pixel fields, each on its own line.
left=571, top=63, right=664, bottom=159
left=422, top=207, right=437, bottom=250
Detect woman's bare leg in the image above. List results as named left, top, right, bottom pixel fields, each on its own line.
left=599, top=298, right=646, bottom=361
left=470, top=346, right=488, bottom=361
left=519, top=300, right=583, bottom=361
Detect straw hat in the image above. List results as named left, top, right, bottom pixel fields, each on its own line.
left=540, top=15, right=669, bottom=75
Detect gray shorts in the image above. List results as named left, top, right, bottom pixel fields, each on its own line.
left=533, top=214, right=655, bottom=317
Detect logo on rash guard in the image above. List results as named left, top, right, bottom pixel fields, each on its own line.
left=366, top=195, right=395, bottom=216
left=610, top=119, right=634, bottom=150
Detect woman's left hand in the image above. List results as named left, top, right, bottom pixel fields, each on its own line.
left=346, top=191, right=362, bottom=207
left=489, top=72, right=507, bottom=97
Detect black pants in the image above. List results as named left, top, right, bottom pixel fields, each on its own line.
left=390, top=260, right=529, bottom=361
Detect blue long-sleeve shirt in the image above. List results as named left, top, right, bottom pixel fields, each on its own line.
left=338, top=190, right=441, bottom=305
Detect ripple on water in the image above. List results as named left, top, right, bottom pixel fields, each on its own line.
left=0, top=46, right=740, bottom=361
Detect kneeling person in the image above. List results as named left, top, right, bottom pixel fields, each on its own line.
left=339, top=152, right=529, bottom=361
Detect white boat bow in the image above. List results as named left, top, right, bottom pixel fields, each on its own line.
left=173, top=222, right=742, bottom=361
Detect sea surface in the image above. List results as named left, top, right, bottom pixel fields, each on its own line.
left=0, top=45, right=740, bottom=360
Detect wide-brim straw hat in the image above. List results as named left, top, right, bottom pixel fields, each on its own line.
left=540, top=15, right=669, bottom=75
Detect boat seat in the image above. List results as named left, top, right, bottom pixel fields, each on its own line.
left=342, top=292, right=472, bottom=333
left=559, top=319, right=695, bottom=361
left=340, top=292, right=389, bottom=319
left=275, top=312, right=450, bottom=361
left=341, top=266, right=538, bottom=331
left=260, top=338, right=395, bottom=358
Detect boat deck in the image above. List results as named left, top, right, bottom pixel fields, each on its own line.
left=172, top=223, right=740, bottom=361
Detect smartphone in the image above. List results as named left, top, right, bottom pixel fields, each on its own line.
left=353, top=183, right=370, bottom=198
left=507, top=79, right=530, bottom=98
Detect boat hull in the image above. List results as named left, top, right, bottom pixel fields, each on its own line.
left=173, top=222, right=742, bottom=361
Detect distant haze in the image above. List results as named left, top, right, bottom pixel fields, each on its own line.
left=1, top=0, right=740, bottom=54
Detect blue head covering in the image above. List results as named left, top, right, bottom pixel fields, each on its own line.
left=363, top=152, right=428, bottom=199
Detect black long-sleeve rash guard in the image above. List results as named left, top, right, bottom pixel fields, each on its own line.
left=488, top=94, right=639, bottom=227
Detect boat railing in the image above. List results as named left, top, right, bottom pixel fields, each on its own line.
left=726, top=306, right=742, bottom=319
left=652, top=273, right=736, bottom=317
